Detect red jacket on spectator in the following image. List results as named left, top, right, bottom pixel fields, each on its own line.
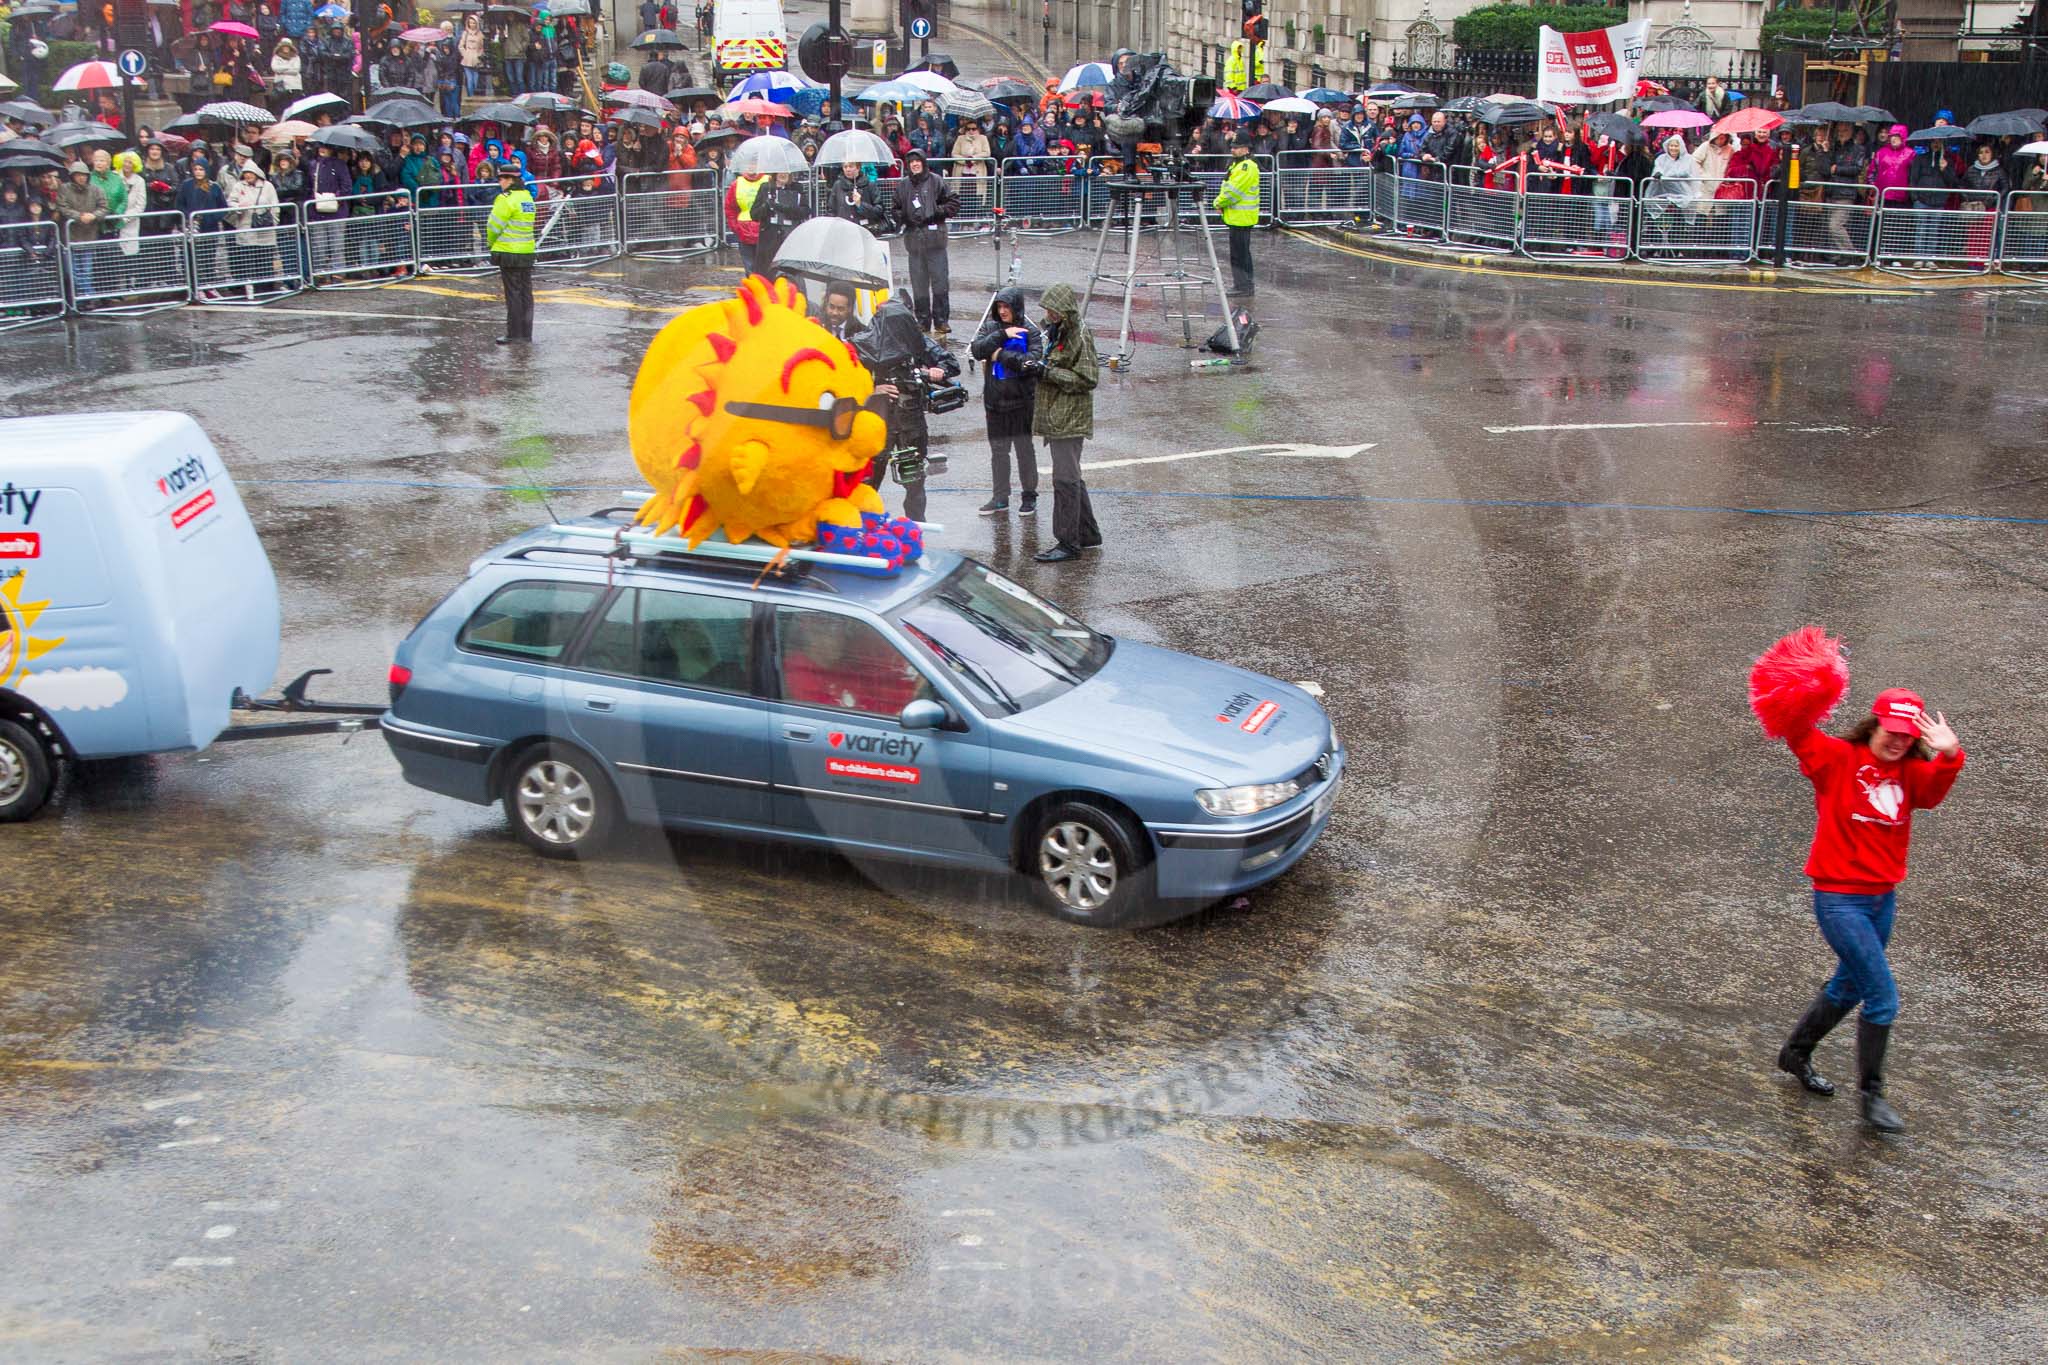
left=1723, top=139, right=1778, bottom=199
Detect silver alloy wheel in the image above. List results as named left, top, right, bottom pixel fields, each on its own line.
left=1039, top=820, right=1118, bottom=912
left=516, top=758, right=596, bottom=846
left=0, top=735, right=25, bottom=806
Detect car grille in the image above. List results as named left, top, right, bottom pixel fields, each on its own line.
left=1295, top=748, right=1335, bottom=789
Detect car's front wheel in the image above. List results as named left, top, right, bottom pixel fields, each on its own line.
left=1028, top=800, right=1152, bottom=927
left=502, top=743, right=616, bottom=858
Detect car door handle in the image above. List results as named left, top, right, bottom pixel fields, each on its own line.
left=783, top=724, right=815, bottom=741
left=584, top=695, right=616, bottom=712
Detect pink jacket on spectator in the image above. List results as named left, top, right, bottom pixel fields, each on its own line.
left=1868, top=125, right=1916, bottom=205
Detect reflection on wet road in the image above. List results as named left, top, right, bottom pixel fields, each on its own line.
left=3, top=230, right=2045, bottom=1358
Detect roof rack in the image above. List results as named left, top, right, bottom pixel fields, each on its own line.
left=551, top=503, right=944, bottom=580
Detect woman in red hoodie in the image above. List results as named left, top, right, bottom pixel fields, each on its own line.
left=1776, top=688, right=1963, bottom=1133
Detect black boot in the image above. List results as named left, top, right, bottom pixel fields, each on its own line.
left=1857, top=1018, right=1905, bottom=1134
left=1777, top=991, right=1853, bottom=1096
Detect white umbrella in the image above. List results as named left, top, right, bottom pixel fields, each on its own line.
left=728, top=133, right=811, bottom=176
left=2018, top=140, right=2048, bottom=155
left=772, top=215, right=892, bottom=289
left=1260, top=96, right=1319, bottom=116
left=815, top=128, right=897, bottom=167
left=282, top=91, right=350, bottom=121
left=1059, top=61, right=1114, bottom=93
left=892, top=70, right=956, bottom=95
left=52, top=60, right=141, bottom=93
left=0, top=71, right=15, bottom=93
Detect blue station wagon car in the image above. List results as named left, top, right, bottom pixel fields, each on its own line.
left=382, top=512, right=1345, bottom=925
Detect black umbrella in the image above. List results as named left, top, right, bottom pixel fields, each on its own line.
left=369, top=85, right=427, bottom=102
left=909, top=54, right=961, bottom=80
left=1636, top=95, right=1695, bottom=114
left=0, top=137, right=64, bottom=163
left=693, top=127, right=746, bottom=148
left=667, top=87, right=719, bottom=103
left=1778, top=109, right=1824, bottom=127
left=486, top=5, right=532, bottom=18
left=0, top=99, right=59, bottom=127
left=461, top=101, right=535, bottom=126
left=438, top=0, right=484, bottom=10
left=357, top=97, right=444, bottom=128
left=633, top=28, right=683, bottom=48
left=309, top=123, right=383, bottom=153
left=1845, top=105, right=1894, bottom=124
left=981, top=78, right=1037, bottom=102
left=1479, top=101, right=1550, bottom=127
left=44, top=120, right=130, bottom=151
left=1797, top=100, right=1859, bottom=124
left=1905, top=125, right=1962, bottom=144
left=1242, top=83, right=1292, bottom=102
left=163, top=112, right=207, bottom=133
left=1439, top=95, right=1486, bottom=116
left=1590, top=112, right=1644, bottom=143
left=609, top=106, right=664, bottom=130
left=1391, top=92, right=1439, bottom=110
left=1967, top=111, right=2044, bottom=137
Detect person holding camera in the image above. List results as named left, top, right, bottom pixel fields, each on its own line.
left=895, top=148, right=959, bottom=335
left=970, top=286, right=1044, bottom=517
left=1031, top=283, right=1102, bottom=563
left=858, top=300, right=962, bottom=523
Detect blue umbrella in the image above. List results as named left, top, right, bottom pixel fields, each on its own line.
left=1058, top=61, right=1113, bottom=93
left=852, top=80, right=926, bottom=104
left=314, top=2, right=347, bottom=16
left=1301, top=88, right=1354, bottom=106
left=728, top=70, right=819, bottom=103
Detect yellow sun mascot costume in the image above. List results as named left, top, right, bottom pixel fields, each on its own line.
left=629, top=275, right=924, bottom=572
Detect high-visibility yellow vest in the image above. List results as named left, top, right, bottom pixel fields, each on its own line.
left=1215, top=155, right=1260, bottom=227
left=486, top=187, right=536, bottom=254
left=1224, top=40, right=1248, bottom=93
left=734, top=174, right=765, bottom=218
left=1253, top=41, right=1268, bottom=84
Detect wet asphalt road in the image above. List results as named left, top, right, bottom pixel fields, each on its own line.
left=3, top=228, right=2047, bottom=1360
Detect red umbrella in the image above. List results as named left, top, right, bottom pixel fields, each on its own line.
left=721, top=97, right=788, bottom=118
left=209, top=20, right=259, bottom=37
left=1712, top=107, right=1783, bottom=137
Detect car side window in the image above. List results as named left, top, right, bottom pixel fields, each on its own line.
left=579, top=588, right=753, bottom=694
left=457, top=581, right=604, bottom=662
left=775, top=607, right=932, bottom=720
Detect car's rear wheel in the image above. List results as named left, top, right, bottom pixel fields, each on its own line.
left=1029, top=800, right=1151, bottom=927
left=502, top=743, right=615, bottom=858
left=0, top=717, right=56, bottom=823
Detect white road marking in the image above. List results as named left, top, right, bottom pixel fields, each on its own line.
left=1072, top=441, right=1376, bottom=473
left=173, top=1116, right=197, bottom=1127
left=171, top=1256, right=236, bottom=1268
left=157, top=1135, right=224, bottom=1150
left=204, top=1225, right=236, bottom=1240
left=939, top=1208, right=994, bottom=1217
left=956, top=1234, right=985, bottom=1247
left=142, top=1092, right=204, bottom=1111
left=202, top=1199, right=281, bottom=1213
left=935, top=1261, right=1008, bottom=1271
left=1483, top=421, right=1731, bottom=434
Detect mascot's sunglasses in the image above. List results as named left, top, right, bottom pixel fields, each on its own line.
left=725, top=395, right=884, bottom=441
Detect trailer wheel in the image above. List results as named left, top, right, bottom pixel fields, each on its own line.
left=0, top=717, right=55, bottom=823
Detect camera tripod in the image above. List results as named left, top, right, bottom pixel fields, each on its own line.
left=1080, top=157, right=1241, bottom=370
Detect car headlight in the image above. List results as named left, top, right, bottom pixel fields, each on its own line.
left=1195, top=779, right=1301, bottom=817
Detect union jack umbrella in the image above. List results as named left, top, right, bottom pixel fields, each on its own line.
left=1206, top=92, right=1262, bottom=121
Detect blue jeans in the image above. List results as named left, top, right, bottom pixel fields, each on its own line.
left=463, top=66, right=483, bottom=96
left=1815, top=890, right=1899, bottom=1026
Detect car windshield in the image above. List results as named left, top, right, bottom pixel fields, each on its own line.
left=889, top=560, right=1110, bottom=716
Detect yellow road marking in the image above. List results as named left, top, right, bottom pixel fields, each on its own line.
left=387, top=281, right=689, bottom=314
left=1280, top=226, right=1925, bottom=297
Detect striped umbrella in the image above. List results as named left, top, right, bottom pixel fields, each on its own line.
left=1207, top=92, right=1261, bottom=121
left=727, top=70, right=818, bottom=103
left=939, top=88, right=995, bottom=120
left=52, top=60, right=139, bottom=93
left=1058, top=61, right=1114, bottom=93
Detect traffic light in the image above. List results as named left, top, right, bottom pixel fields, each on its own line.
left=113, top=0, right=149, bottom=49
left=797, top=22, right=854, bottom=84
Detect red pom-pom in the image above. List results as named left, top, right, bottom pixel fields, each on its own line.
left=1749, top=626, right=1850, bottom=739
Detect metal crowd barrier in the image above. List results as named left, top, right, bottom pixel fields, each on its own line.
left=1634, top=179, right=1758, bottom=264
left=0, top=221, right=67, bottom=331
left=1385, top=160, right=1449, bottom=238
left=1874, top=190, right=2001, bottom=276
left=415, top=193, right=497, bottom=275
left=1757, top=183, right=1879, bottom=269
left=621, top=173, right=724, bottom=258
left=940, top=158, right=999, bottom=235
left=1520, top=176, right=1633, bottom=259
left=530, top=175, right=623, bottom=268
left=2001, top=189, right=2048, bottom=281
left=1445, top=171, right=1519, bottom=253
left=191, top=200, right=305, bottom=304
left=307, top=190, right=416, bottom=290
left=998, top=157, right=1084, bottom=232
left=64, top=211, right=190, bottom=316
left=1273, top=152, right=1371, bottom=225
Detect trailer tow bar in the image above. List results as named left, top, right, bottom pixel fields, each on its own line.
left=219, top=669, right=386, bottom=743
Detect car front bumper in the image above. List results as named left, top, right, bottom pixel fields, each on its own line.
left=1144, top=747, right=1346, bottom=901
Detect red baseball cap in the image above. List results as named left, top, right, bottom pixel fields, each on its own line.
left=1871, top=687, right=1926, bottom=736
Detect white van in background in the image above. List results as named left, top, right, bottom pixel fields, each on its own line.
left=711, top=0, right=788, bottom=85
